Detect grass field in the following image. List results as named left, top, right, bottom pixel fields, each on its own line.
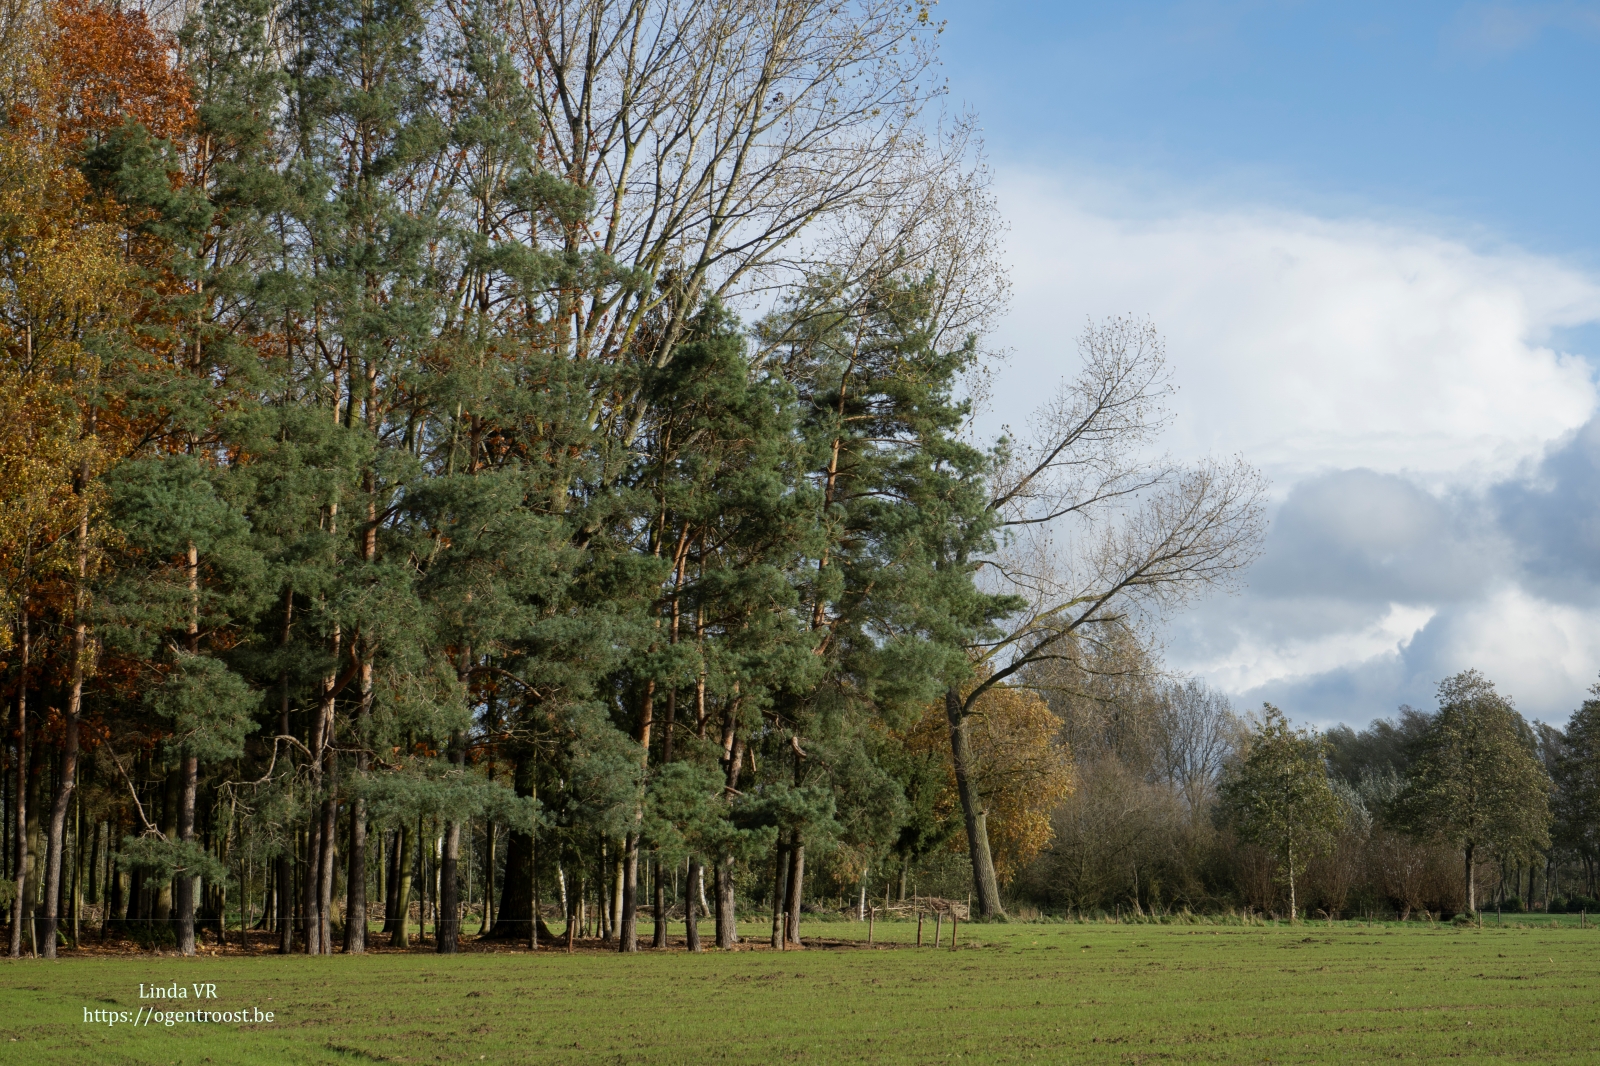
left=2, top=917, right=1597, bottom=1064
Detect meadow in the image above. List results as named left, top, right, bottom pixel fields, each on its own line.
left=1, top=917, right=1596, bottom=1065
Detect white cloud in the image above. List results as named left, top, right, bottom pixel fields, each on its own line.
left=985, top=171, right=1600, bottom=720
left=1195, top=602, right=1435, bottom=694
left=1434, top=586, right=1600, bottom=714
left=990, top=172, right=1600, bottom=488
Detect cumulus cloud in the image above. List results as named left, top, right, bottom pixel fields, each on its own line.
left=986, top=171, right=1600, bottom=723
left=1495, top=413, right=1600, bottom=599
left=990, top=173, right=1600, bottom=487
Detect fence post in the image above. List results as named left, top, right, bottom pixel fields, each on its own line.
left=916, top=910, right=923, bottom=947
left=868, top=907, right=875, bottom=947
left=951, top=912, right=958, bottom=950
left=934, top=910, right=942, bottom=949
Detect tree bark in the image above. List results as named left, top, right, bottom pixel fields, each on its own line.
left=8, top=601, right=27, bottom=958
left=714, top=730, right=745, bottom=949
left=105, top=850, right=121, bottom=939
left=174, top=755, right=199, bottom=955
left=437, top=818, right=461, bottom=953
left=276, top=590, right=295, bottom=953
left=482, top=821, right=495, bottom=935
left=391, top=821, right=414, bottom=948
left=1286, top=845, right=1297, bottom=923
left=302, top=742, right=325, bottom=953
left=344, top=805, right=367, bottom=953
left=317, top=754, right=337, bottom=952
left=944, top=687, right=1005, bottom=919
left=1465, top=843, right=1477, bottom=914
left=611, top=849, right=624, bottom=939
left=42, top=540, right=89, bottom=958
left=344, top=649, right=372, bottom=953
left=686, top=858, right=701, bottom=952
left=619, top=832, right=640, bottom=951
left=770, top=838, right=789, bottom=949
left=437, top=730, right=465, bottom=954
left=87, top=817, right=101, bottom=906
left=652, top=856, right=667, bottom=947
left=785, top=836, right=804, bottom=946
left=382, top=830, right=400, bottom=934
left=619, top=680, right=653, bottom=953
left=486, top=750, right=539, bottom=940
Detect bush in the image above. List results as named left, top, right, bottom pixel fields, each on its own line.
left=1502, top=895, right=1525, bottom=913
left=1564, top=894, right=1599, bottom=914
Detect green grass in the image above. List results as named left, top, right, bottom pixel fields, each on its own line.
left=2, top=919, right=1597, bottom=1064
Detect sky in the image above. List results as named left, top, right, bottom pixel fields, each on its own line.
left=936, top=0, right=1600, bottom=728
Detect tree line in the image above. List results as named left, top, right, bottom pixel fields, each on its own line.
left=0, top=0, right=1267, bottom=958
left=1018, top=659, right=1596, bottom=924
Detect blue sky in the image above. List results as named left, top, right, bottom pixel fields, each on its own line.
left=941, top=1, right=1600, bottom=260
left=937, top=1, right=1600, bottom=727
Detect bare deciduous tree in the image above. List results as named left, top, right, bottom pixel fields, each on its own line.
left=949, top=318, right=1268, bottom=919
left=511, top=0, right=948, bottom=380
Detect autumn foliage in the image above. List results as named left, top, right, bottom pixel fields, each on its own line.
left=901, top=684, right=1074, bottom=886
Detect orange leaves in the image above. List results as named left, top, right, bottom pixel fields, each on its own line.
left=37, top=0, right=194, bottom=148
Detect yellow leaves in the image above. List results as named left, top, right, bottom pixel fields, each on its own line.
left=0, top=364, right=92, bottom=606
left=0, top=132, right=127, bottom=354
left=967, top=684, right=1074, bottom=883
left=0, top=129, right=119, bottom=624
left=903, top=682, right=1075, bottom=885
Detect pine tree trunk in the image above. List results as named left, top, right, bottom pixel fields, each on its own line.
left=652, top=857, right=667, bottom=947
left=303, top=771, right=324, bottom=953
left=619, top=832, right=640, bottom=952
left=611, top=849, right=624, bottom=938
left=437, top=819, right=461, bottom=953
left=785, top=837, right=805, bottom=946
left=276, top=593, right=294, bottom=953
left=276, top=853, right=293, bottom=952
left=344, top=654, right=372, bottom=953
left=155, top=766, right=177, bottom=924
left=482, top=821, right=495, bottom=935
left=486, top=751, right=537, bottom=940
left=597, top=841, right=611, bottom=941
left=344, top=805, right=367, bottom=953
left=714, top=730, right=745, bottom=949
left=686, top=858, right=702, bottom=952
left=382, top=830, right=400, bottom=934
left=174, top=755, right=199, bottom=955
left=619, top=679, right=653, bottom=954
left=372, top=830, right=386, bottom=931
left=770, top=839, right=789, bottom=949
left=944, top=687, right=1005, bottom=919
left=87, top=818, right=100, bottom=905
left=105, top=851, right=122, bottom=939
left=317, top=755, right=337, bottom=952
left=715, top=859, right=737, bottom=949
left=391, top=822, right=414, bottom=948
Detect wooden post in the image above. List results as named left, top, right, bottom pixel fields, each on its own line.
left=951, top=912, right=958, bottom=950
left=916, top=910, right=923, bottom=947
left=934, top=910, right=942, bottom=948
left=868, top=906, right=875, bottom=947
